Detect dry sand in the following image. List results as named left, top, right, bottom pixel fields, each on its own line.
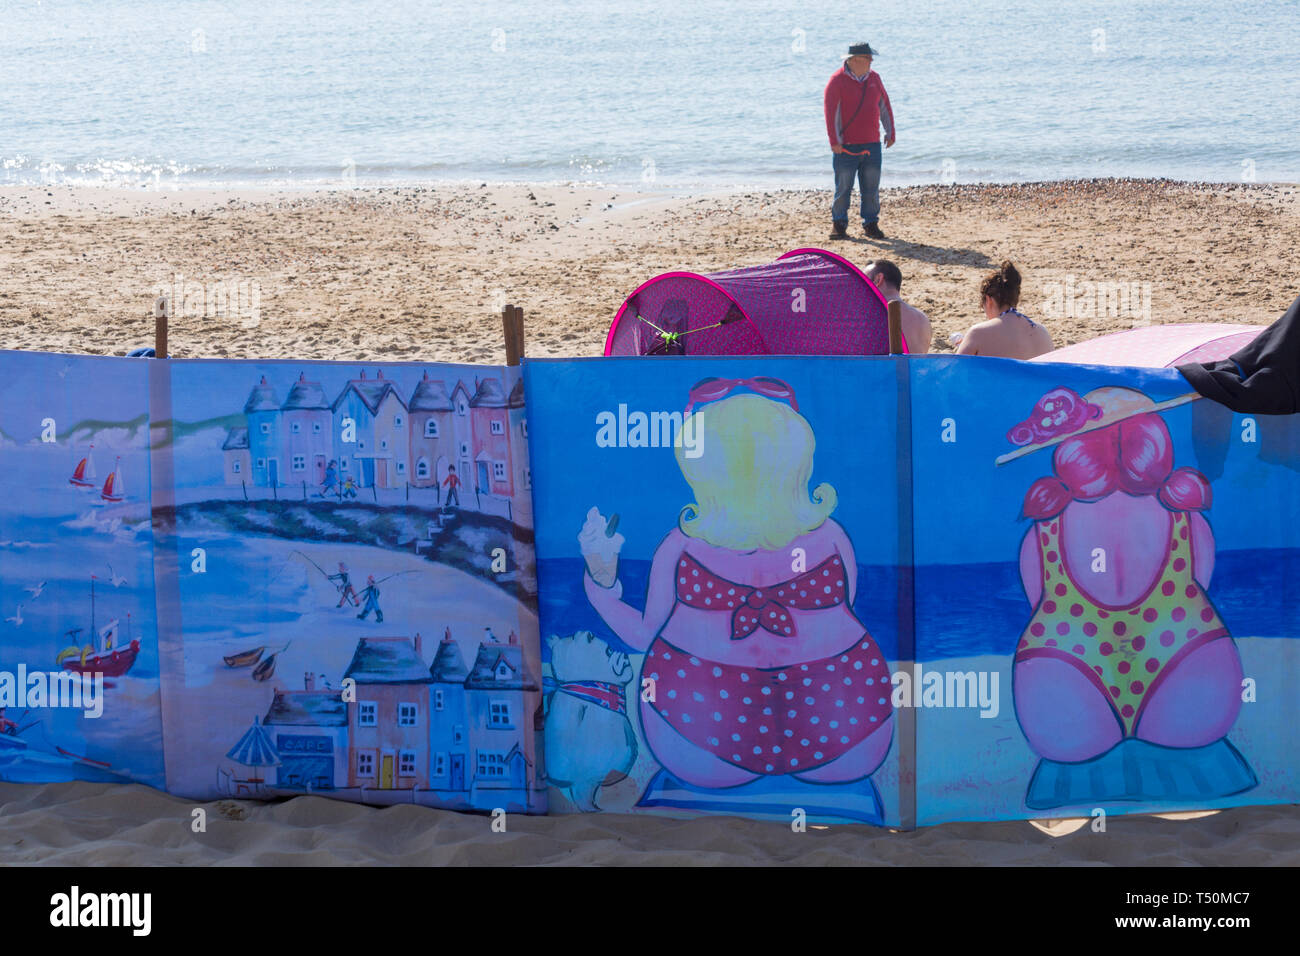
left=2, top=179, right=1298, bottom=362
left=2, top=781, right=1297, bottom=866
left=2, top=179, right=1299, bottom=865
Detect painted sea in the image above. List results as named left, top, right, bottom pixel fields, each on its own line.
left=3, top=0, right=1298, bottom=189
left=539, top=549, right=1300, bottom=665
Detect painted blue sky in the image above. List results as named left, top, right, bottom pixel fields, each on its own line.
left=528, top=356, right=1300, bottom=568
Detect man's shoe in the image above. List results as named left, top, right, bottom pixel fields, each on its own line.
left=865, top=222, right=886, bottom=239
left=829, top=221, right=848, bottom=240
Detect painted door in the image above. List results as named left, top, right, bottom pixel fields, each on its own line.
left=477, top=461, right=489, bottom=493
left=376, top=458, right=388, bottom=487
left=380, top=754, right=393, bottom=789
left=314, top=455, right=326, bottom=484
left=450, top=754, right=465, bottom=790
left=268, top=458, right=279, bottom=487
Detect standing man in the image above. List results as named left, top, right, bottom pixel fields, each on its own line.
left=442, top=464, right=461, bottom=508
left=824, top=41, right=895, bottom=240
left=865, top=259, right=932, bottom=353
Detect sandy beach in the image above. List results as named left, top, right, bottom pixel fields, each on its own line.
left=3, top=178, right=1300, bottom=866
left=2, top=180, right=1298, bottom=363
left=0, top=779, right=1294, bottom=865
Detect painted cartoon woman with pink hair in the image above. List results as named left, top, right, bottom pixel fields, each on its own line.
left=1001, top=386, right=1255, bottom=804
left=580, top=377, right=894, bottom=804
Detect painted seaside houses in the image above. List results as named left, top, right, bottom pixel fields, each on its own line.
left=221, top=369, right=528, bottom=522
left=259, top=631, right=541, bottom=810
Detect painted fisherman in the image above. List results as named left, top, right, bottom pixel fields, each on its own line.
left=328, top=561, right=359, bottom=607
left=357, top=574, right=384, bottom=623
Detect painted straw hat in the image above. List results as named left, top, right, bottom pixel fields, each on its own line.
left=995, top=385, right=1201, bottom=466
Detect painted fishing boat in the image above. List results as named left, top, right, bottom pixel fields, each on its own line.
left=56, top=746, right=112, bottom=768
left=68, top=444, right=96, bottom=489
left=100, top=456, right=125, bottom=503
left=56, top=578, right=139, bottom=679
left=251, top=643, right=289, bottom=682
left=224, top=646, right=265, bottom=668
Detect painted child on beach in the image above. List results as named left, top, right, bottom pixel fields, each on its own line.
left=580, top=376, right=894, bottom=789
left=1006, top=386, right=1244, bottom=765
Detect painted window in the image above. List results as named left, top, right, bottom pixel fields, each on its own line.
left=380, top=438, right=388, bottom=450
left=459, top=442, right=469, bottom=457
left=489, top=700, right=512, bottom=728
left=490, top=420, right=504, bottom=435
left=291, top=422, right=301, bottom=434
left=357, top=752, right=374, bottom=776
left=396, top=461, right=406, bottom=475
left=457, top=398, right=467, bottom=416
left=359, top=702, right=377, bottom=727
left=524, top=467, right=531, bottom=489
left=395, top=415, right=403, bottom=427
left=476, top=751, right=506, bottom=779
left=399, top=750, right=416, bottom=775
left=260, top=422, right=271, bottom=435
left=256, top=457, right=266, bottom=469
left=398, top=702, right=417, bottom=727
left=232, top=460, right=242, bottom=474
left=416, top=458, right=430, bottom=479
left=340, top=458, right=349, bottom=470
left=522, top=420, right=528, bottom=438
left=495, top=662, right=513, bottom=681
left=424, top=420, right=438, bottom=438
left=433, top=752, right=446, bottom=776
left=292, top=455, right=306, bottom=472
left=454, top=724, right=464, bottom=744
left=312, top=422, right=322, bottom=434
left=358, top=439, right=366, bottom=449
left=492, top=461, right=506, bottom=482
left=434, top=688, right=445, bottom=711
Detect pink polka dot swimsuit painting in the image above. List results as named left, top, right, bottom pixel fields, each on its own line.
left=528, top=355, right=1300, bottom=827
left=1, top=346, right=1298, bottom=829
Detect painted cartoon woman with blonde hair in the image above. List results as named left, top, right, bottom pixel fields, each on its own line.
left=580, top=377, right=894, bottom=795
left=1001, top=385, right=1255, bottom=805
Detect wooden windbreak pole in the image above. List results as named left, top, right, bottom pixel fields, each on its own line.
left=502, top=304, right=525, bottom=366
left=887, top=299, right=903, bottom=355
left=154, top=295, right=169, bottom=358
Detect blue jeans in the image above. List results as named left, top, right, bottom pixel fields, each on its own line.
left=832, top=142, right=882, bottom=226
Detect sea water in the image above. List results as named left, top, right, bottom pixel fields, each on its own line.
left=1, top=0, right=1298, bottom=189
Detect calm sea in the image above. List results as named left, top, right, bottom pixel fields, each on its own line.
left=2, top=0, right=1298, bottom=189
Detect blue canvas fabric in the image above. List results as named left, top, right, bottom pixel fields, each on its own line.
left=2, top=347, right=1299, bottom=828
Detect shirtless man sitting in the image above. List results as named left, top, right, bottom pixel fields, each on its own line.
left=955, top=260, right=1053, bottom=359
left=865, top=259, right=932, bottom=353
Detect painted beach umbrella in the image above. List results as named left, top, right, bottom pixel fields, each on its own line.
left=226, top=716, right=281, bottom=783
left=1033, top=323, right=1265, bottom=369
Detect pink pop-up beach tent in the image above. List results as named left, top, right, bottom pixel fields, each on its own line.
left=604, top=248, right=898, bottom=356
left=1033, top=323, right=1266, bottom=368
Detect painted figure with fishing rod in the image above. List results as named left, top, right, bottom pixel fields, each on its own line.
left=825, top=41, right=895, bottom=241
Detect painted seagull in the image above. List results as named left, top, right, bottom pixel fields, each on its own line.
left=5, top=605, right=23, bottom=626
left=24, top=582, right=45, bottom=599
left=108, top=564, right=127, bottom=588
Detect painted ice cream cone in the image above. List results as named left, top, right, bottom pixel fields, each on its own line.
left=579, top=507, right=623, bottom=588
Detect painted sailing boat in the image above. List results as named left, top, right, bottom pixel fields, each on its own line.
left=99, top=456, right=125, bottom=503
left=68, top=444, right=96, bottom=489
left=56, top=576, right=139, bottom=678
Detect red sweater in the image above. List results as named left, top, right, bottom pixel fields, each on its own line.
left=823, top=67, right=894, bottom=147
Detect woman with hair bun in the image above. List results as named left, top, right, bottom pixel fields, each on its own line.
left=955, top=260, right=1053, bottom=359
